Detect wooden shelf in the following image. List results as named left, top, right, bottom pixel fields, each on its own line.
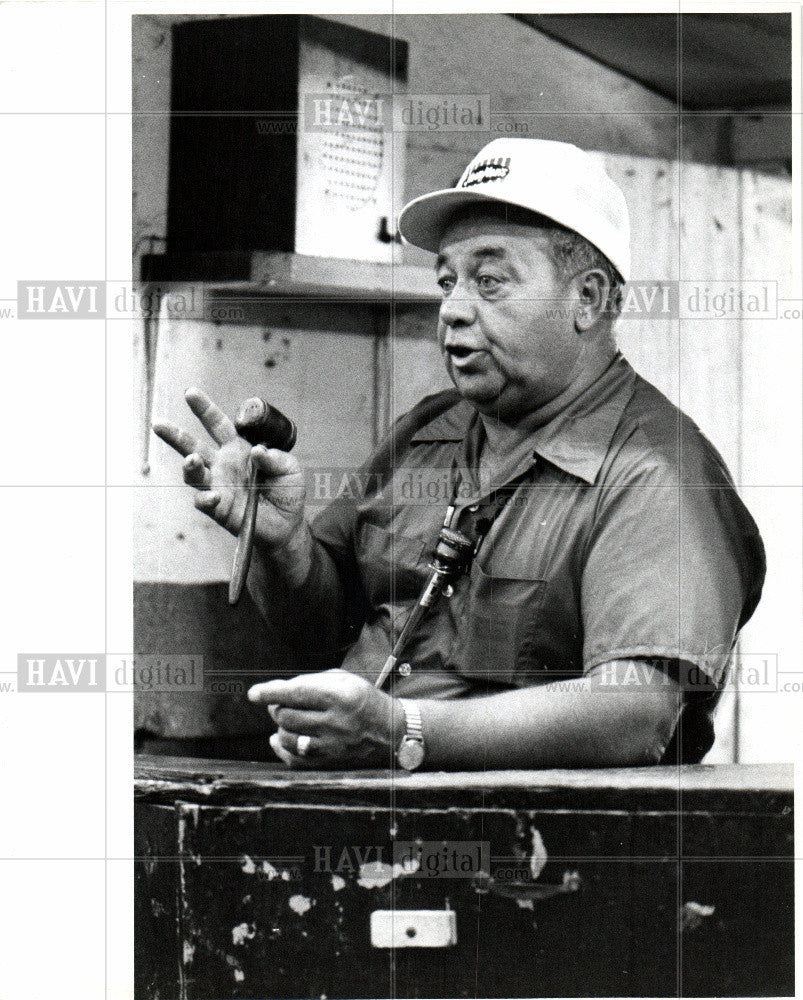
left=140, top=251, right=440, bottom=304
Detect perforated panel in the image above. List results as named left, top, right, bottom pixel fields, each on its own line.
left=295, top=22, right=406, bottom=261
left=321, top=76, right=385, bottom=210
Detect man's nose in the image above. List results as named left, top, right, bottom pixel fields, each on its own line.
left=439, top=285, right=477, bottom=328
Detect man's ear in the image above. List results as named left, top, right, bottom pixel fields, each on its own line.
left=573, top=269, right=610, bottom=333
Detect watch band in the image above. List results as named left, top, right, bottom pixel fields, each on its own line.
left=400, top=698, right=423, bottom=740
left=397, top=699, right=425, bottom=771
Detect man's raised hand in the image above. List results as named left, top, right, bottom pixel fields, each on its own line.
left=152, top=388, right=307, bottom=552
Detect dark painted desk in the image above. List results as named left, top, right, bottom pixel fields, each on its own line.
left=135, top=757, right=793, bottom=999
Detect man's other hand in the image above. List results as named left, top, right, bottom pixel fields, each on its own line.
left=248, top=669, right=403, bottom=769
left=153, top=387, right=306, bottom=551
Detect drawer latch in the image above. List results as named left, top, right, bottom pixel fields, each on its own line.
left=370, top=908, right=457, bottom=948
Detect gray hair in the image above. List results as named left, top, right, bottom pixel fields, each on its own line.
left=545, top=226, right=624, bottom=321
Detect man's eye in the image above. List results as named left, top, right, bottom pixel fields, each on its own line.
left=437, top=276, right=455, bottom=294
left=477, top=274, right=502, bottom=292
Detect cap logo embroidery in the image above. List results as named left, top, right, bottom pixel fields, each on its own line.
left=461, top=156, right=511, bottom=187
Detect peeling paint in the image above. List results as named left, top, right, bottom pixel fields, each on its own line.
left=136, top=778, right=214, bottom=796
left=183, top=803, right=200, bottom=827
left=472, top=870, right=492, bottom=894
left=281, top=869, right=292, bottom=882
left=529, top=827, right=548, bottom=880
left=357, top=858, right=420, bottom=889
left=183, top=940, right=195, bottom=965
left=331, top=874, right=346, bottom=892
left=289, top=894, right=314, bottom=916
left=516, top=898, right=534, bottom=910
left=241, top=855, right=256, bottom=874
left=232, top=922, right=256, bottom=946
left=681, top=901, right=715, bottom=932
left=356, top=861, right=392, bottom=888
left=234, top=969, right=245, bottom=982
left=397, top=856, right=420, bottom=876
left=261, top=860, right=279, bottom=880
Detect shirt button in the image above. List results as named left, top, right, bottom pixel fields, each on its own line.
left=398, top=662, right=412, bottom=677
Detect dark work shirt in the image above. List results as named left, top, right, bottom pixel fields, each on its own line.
left=309, top=354, right=766, bottom=762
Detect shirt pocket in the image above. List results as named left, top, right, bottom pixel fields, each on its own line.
left=357, top=521, right=428, bottom=610
left=455, top=560, right=548, bottom=686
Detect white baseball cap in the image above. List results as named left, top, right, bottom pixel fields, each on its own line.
left=398, top=138, right=631, bottom=283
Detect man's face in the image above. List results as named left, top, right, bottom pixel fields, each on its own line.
left=436, top=211, right=582, bottom=422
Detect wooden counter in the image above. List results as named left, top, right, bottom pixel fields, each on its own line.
left=135, top=757, right=794, bottom=998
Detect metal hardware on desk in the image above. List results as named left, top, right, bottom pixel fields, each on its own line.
left=370, top=909, right=457, bottom=949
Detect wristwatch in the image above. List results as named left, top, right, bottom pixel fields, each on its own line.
left=397, top=699, right=425, bottom=771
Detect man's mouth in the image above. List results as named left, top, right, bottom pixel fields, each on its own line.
left=446, top=345, right=486, bottom=364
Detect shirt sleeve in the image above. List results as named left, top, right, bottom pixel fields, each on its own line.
left=580, top=430, right=765, bottom=688
left=304, top=493, right=367, bottom=648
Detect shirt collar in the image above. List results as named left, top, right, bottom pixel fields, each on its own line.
left=409, top=397, right=476, bottom=443
left=409, top=354, right=637, bottom=486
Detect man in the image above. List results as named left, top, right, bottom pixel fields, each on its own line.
left=154, top=138, right=765, bottom=771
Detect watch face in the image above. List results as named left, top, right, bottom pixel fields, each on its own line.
left=398, top=737, right=425, bottom=771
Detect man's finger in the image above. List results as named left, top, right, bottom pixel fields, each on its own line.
left=194, top=490, right=221, bottom=514
left=152, top=421, right=215, bottom=465
left=252, top=446, right=300, bottom=478
left=185, top=387, right=237, bottom=446
left=272, top=706, right=327, bottom=735
left=248, top=679, right=332, bottom=712
left=275, top=727, right=313, bottom=754
left=275, top=728, right=321, bottom=767
left=269, top=732, right=296, bottom=766
left=183, top=453, right=212, bottom=489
